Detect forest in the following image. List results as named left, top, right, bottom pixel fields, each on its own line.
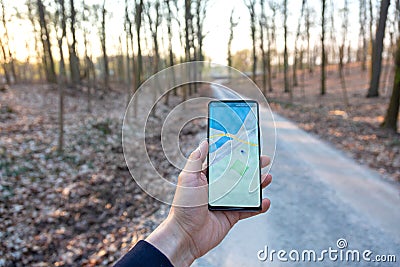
left=0, top=0, right=399, bottom=265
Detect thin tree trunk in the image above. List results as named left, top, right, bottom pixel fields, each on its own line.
left=321, top=0, right=326, bottom=95
left=1, top=0, right=17, bottom=83
left=382, top=39, right=400, bottom=132
left=305, top=4, right=312, bottom=74
left=37, top=0, right=57, bottom=83
left=135, top=0, right=143, bottom=90
left=101, top=0, right=109, bottom=90
left=367, top=0, right=390, bottom=97
left=0, top=37, right=10, bottom=85
left=124, top=0, right=132, bottom=105
left=227, top=9, right=236, bottom=76
left=266, top=15, right=273, bottom=92
left=283, top=0, right=289, bottom=93
left=359, top=0, right=367, bottom=71
left=293, top=0, right=306, bottom=88
left=69, top=0, right=80, bottom=85
left=165, top=0, right=175, bottom=105
left=339, top=45, right=349, bottom=107
left=259, top=0, right=267, bottom=95
left=245, top=0, right=257, bottom=83
left=56, top=0, right=67, bottom=153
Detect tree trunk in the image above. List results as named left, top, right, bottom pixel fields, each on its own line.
left=55, top=0, right=67, bottom=153
left=184, top=0, right=194, bottom=99
left=321, top=0, right=326, bottom=95
left=359, top=0, right=367, bottom=71
left=259, top=0, right=267, bottom=95
left=305, top=5, right=312, bottom=74
left=367, top=0, right=390, bottom=97
left=227, top=9, right=236, bottom=73
left=69, top=0, right=80, bottom=85
left=382, top=40, right=400, bottom=132
left=124, top=0, right=132, bottom=105
left=0, top=37, right=10, bottom=85
left=37, top=0, right=57, bottom=83
left=135, top=0, right=143, bottom=89
left=293, top=0, right=306, bottom=88
left=266, top=21, right=273, bottom=92
left=339, top=45, right=349, bottom=107
left=283, top=0, right=289, bottom=93
left=245, top=0, right=257, bottom=83
left=164, top=0, right=175, bottom=105
left=101, top=0, right=109, bottom=90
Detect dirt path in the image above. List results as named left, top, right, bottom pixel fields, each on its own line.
left=194, top=86, right=400, bottom=267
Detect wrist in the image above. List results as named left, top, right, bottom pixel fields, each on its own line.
left=145, top=217, right=195, bottom=267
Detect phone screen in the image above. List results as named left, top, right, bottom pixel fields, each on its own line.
left=208, top=100, right=261, bottom=211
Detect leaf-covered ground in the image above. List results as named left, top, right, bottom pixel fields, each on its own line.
left=258, top=62, right=400, bottom=181
left=1, top=62, right=398, bottom=266
left=0, top=84, right=200, bottom=266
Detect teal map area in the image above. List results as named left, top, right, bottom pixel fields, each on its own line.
left=209, top=102, right=260, bottom=207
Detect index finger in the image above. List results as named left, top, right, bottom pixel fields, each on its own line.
left=260, top=155, right=271, bottom=168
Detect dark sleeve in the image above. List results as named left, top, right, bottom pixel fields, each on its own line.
left=113, top=240, right=174, bottom=267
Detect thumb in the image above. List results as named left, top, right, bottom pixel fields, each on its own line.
left=183, top=140, right=208, bottom=173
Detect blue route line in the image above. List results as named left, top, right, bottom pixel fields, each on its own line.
left=209, top=105, right=251, bottom=153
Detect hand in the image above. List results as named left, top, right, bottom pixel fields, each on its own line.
left=146, top=140, right=272, bottom=266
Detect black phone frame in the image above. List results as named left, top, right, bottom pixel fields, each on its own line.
left=207, top=100, right=262, bottom=211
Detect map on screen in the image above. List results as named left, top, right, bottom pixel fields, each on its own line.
left=208, top=101, right=260, bottom=207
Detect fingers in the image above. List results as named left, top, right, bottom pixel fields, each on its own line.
left=260, top=155, right=271, bottom=168
left=238, top=198, right=271, bottom=221
left=183, top=140, right=208, bottom=173
left=261, top=173, right=272, bottom=189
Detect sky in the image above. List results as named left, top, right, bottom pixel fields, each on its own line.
left=1, top=0, right=397, bottom=65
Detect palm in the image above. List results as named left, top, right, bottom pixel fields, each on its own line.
left=171, top=159, right=270, bottom=259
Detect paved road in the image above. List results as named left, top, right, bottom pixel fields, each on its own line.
left=193, top=84, right=400, bottom=266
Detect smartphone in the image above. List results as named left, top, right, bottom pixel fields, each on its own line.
left=207, top=100, right=261, bottom=211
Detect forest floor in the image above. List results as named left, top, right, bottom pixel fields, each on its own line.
left=252, top=61, right=400, bottom=181
left=0, top=84, right=204, bottom=266
left=1, top=61, right=399, bottom=266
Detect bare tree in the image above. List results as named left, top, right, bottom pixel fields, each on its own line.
left=359, top=0, right=367, bottom=71
left=292, top=0, right=306, bottom=87
left=27, top=0, right=44, bottom=82
left=328, top=1, right=337, bottom=65
left=320, top=0, right=326, bottom=95
left=245, top=0, right=257, bottom=82
left=304, top=3, right=314, bottom=74
left=0, top=0, right=17, bottom=83
left=184, top=0, right=195, bottom=97
left=227, top=9, right=238, bottom=73
left=100, top=0, right=109, bottom=89
left=339, top=0, right=349, bottom=107
left=382, top=40, right=399, bottom=131
left=283, top=0, right=289, bottom=93
left=195, top=0, right=208, bottom=62
left=268, top=0, right=278, bottom=81
left=81, top=1, right=94, bottom=112
left=146, top=1, right=162, bottom=75
left=124, top=0, right=131, bottom=104
left=0, top=37, right=10, bottom=85
left=164, top=0, right=175, bottom=104
left=68, top=0, right=80, bottom=85
left=135, top=0, right=144, bottom=88
left=259, top=0, right=267, bottom=94
left=55, top=0, right=67, bottom=152
left=173, top=0, right=185, bottom=65
left=368, top=0, right=374, bottom=72
left=265, top=14, right=273, bottom=91
left=37, top=0, right=57, bottom=83
left=367, top=0, right=390, bottom=97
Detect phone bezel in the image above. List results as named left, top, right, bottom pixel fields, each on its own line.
left=207, top=100, right=262, bottom=211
